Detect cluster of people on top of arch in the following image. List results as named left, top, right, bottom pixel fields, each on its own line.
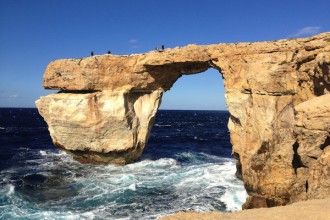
left=90, top=45, right=166, bottom=56
left=155, top=45, right=165, bottom=52
left=90, top=51, right=111, bottom=56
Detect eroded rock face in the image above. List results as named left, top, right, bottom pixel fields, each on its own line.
left=291, top=94, right=330, bottom=201
left=36, top=32, right=330, bottom=207
left=36, top=90, right=162, bottom=164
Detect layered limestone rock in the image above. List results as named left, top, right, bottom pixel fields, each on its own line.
left=36, top=32, right=330, bottom=207
left=291, top=94, right=330, bottom=201
left=36, top=90, right=162, bottom=164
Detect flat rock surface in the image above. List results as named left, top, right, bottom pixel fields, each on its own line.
left=160, top=198, right=330, bottom=220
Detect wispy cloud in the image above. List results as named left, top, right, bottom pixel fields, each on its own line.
left=10, top=94, right=19, bottom=98
left=289, top=26, right=322, bottom=37
left=129, top=38, right=140, bottom=48
left=129, top=39, right=138, bottom=44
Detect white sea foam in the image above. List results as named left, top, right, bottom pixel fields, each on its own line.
left=2, top=147, right=247, bottom=219
left=219, top=188, right=248, bottom=211
left=173, top=159, right=247, bottom=212
left=39, top=150, right=47, bottom=156
left=5, top=184, right=15, bottom=196
left=127, top=183, right=136, bottom=191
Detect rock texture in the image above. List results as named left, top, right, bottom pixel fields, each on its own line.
left=36, top=32, right=330, bottom=207
left=160, top=198, right=330, bottom=220
left=36, top=90, right=162, bottom=164
left=291, top=94, right=330, bottom=201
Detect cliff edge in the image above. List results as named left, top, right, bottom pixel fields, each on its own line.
left=36, top=32, right=330, bottom=208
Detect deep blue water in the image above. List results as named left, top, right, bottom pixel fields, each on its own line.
left=0, top=108, right=247, bottom=219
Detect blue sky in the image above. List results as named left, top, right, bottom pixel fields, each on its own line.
left=0, top=0, right=329, bottom=110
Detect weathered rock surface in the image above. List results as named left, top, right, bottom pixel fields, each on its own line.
left=160, top=198, right=330, bottom=220
left=36, top=32, right=330, bottom=207
left=291, top=94, right=330, bottom=201
left=36, top=90, right=162, bottom=164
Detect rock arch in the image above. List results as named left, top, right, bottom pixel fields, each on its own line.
left=36, top=32, right=330, bottom=208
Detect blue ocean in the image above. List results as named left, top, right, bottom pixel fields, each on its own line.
left=0, top=108, right=247, bottom=219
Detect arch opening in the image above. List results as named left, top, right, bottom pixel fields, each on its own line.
left=140, top=68, right=247, bottom=212
left=144, top=67, right=231, bottom=160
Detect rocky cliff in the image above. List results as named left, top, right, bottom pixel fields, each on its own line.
left=36, top=32, right=330, bottom=208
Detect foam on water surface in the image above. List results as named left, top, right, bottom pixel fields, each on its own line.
left=1, top=150, right=247, bottom=219
left=0, top=109, right=247, bottom=219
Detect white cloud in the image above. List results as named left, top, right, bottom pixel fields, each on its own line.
left=129, top=38, right=140, bottom=48
left=129, top=39, right=138, bottom=44
left=290, top=26, right=322, bottom=37
left=10, top=94, right=19, bottom=98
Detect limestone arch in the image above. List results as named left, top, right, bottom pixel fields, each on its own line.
left=36, top=32, right=330, bottom=208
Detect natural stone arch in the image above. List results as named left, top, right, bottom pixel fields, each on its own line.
left=36, top=32, right=330, bottom=208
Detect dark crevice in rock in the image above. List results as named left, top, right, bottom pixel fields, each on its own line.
left=257, top=141, right=270, bottom=154
left=295, top=54, right=316, bottom=71
left=313, top=62, right=330, bottom=96
left=242, top=88, right=252, bottom=94
left=305, top=180, right=309, bottom=193
left=291, top=49, right=299, bottom=61
left=233, top=152, right=243, bottom=180
left=242, top=196, right=277, bottom=209
left=230, top=115, right=242, bottom=126
left=304, top=45, right=323, bottom=51
left=58, top=90, right=101, bottom=94
left=308, top=155, right=318, bottom=160
left=246, top=91, right=295, bottom=96
left=251, top=142, right=271, bottom=173
left=292, top=141, right=307, bottom=174
left=320, top=135, right=330, bottom=150
left=123, top=93, right=136, bottom=130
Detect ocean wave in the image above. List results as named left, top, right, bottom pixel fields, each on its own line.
left=0, top=154, right=247, bottom=219
left=154, top=124, right=171, bottom=127
left=0, top=109, right=245, bottom=219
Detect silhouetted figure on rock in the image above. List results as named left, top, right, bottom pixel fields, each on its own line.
left=108, top=51, right=111, bottom=54
left=162, top=45, right=164, bottom=50
left=91, top=51, right=94, bottom=56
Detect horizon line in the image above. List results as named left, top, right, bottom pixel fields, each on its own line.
left=0, top=106, right=228, bottom=111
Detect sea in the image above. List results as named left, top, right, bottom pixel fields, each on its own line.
left=0, top=108, right=247, bottom=219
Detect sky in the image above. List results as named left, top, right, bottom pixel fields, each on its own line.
left=0, top=0, right=329, bottom=110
